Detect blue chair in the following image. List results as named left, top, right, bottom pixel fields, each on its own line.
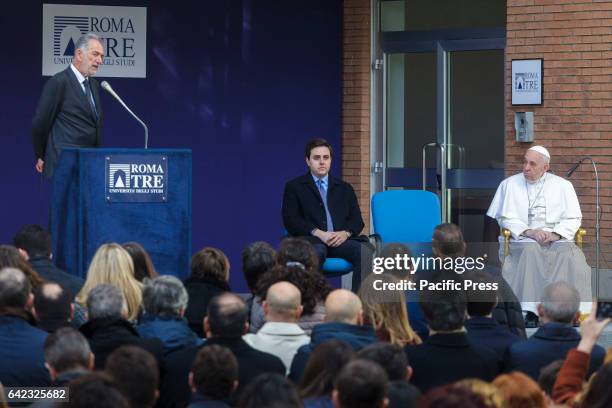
left=371, top=190, right=441, bottom=256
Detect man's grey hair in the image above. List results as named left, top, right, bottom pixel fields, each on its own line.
left=74, top=33, right=101, bottom=54
left=541, top=281, right=580, bottom=323
left=44, top=327, right=91, bottom=373
left=87, top=284, right=127, bottom=319
left=142, top=275, right=188, bottom=318
left=0, top=267, right=30, bottom=308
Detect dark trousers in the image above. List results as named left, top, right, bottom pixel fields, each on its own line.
left=312, top=238, right=374, bottom=291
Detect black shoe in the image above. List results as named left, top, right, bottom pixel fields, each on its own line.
left=525, top=312, right=539, bottom=328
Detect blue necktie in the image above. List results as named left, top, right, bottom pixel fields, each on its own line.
left=317, top=179, right=334, bottom=232
left=83, top=79, right=98, bottom=119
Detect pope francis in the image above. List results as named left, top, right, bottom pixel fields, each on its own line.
left=487, top=146, right=592, bottom=315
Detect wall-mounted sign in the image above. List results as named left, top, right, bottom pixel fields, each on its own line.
left=42, top=4, right=147, bottom=78
left=512, top=59, right=543, bottom=105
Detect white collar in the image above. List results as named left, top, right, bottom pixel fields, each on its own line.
left=70, top=63, right=87, bottom=85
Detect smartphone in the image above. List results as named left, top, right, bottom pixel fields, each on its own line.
left=596, top=300, right=612, bottom=319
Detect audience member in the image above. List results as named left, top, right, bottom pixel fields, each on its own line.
left=464, top=270, right=522, bottom=360
left=386, top=381, right=420, bottom=408
left=505, top=281, right=604, bottom=379
left=235, top=373, right=303, bottom=408
left=79, top=284, right=162, bottom=368
left=184, top=247, right=231, bottom=337
left=242, top=241, right=277, bottom=328
left=290, top=289, right=377, bottom=382
left=432, top=223, right=526, bottom=338
left=121, top=242, right=159, bottom=282
left=0, top=267, right=49, bottom=387
left=158, top=293, right=285, bottom=408
left=537, top=360, right=563, bottom=403
left=138, top=275, right=203, bottom=353
left=13, top=224, right=83, bottom=295
left=455, top=379, right=504, bottom=408
left=66, top=372, right=129, bottom=408
left=255, top=263, right=330, bottom=335
left=332, top=359, right=389, bottom=408
left=405, top=279, right=499, bottom=392
left=358, top=343, right=411, bottom=382
left=106, top=346, right=159, bottom=408
left=552, top=303, right=611, bottom=406
left=188, top=345, right=238, bottom=408
left=43, top=328, right=93, bottom=385
left=249, top=238, right=330, bottom=335
left=0, top=245, right=44, bottom=288
left=299, top=340, right=355, bottom=408
left=33, top=282, right=73, bottom=332
left=359, top=274, right=421, bottom=346
left=243, top=281, right=310, bottom=373
left=419, top=384, right=489, bottom=408
left=75, top=243, right=143, bottom=324
left=493, top=372, right=547, bottom=408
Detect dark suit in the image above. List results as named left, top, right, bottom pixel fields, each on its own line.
left=32, top=66, right=103, bottom=179
left=465, top=316, right=522, bottom=362
left=404, top=332, right=499, bottom=392
left=282, top=173, right=372, bottom=289
left=29, top=256, right=84, bottom=299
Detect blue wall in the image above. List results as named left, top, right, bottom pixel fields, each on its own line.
left=0, top=0, right=343, bottom=291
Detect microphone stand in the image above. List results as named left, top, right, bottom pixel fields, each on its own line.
left=567, top=157, right=600, bottom=299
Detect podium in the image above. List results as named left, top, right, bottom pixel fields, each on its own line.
left=51, top=148, right=192, bottom=279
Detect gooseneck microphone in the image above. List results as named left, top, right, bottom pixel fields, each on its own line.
left=100, top=81, right=149, bottom=149
left=566, top=156, right=600, bottom=299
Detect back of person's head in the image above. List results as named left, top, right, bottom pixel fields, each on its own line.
left=580, top=362, right=612, bottom=408
left=379, top=243, right=414, bottom=279
left=325, top=289, right=363, bottom=324
left=537, top=360, right=564, bottom=398
left=432, top=223, right=466, bottom=258
left=190, top=247, right=230, bottom=283
left=299, top=339, right=355, bottom=399
left=358, top=274, right=420, bottom=346
left=256, top=264, right=331, bottom=316
left=492, top=372, right=547, bottom=408
left=67, top=372, right=129, bottom=408
left=0, top=245, right=44, bottom=288
left=419, top=277, right=467, bottom=332
left=190, top=344, right=238, bottom=399
left=142, top=275, right=188, bottom=318
left=34, top=282, right=72, bottom=322
left=333, top=359, right=389, bottom=408
left=358, top=343, right=409, bottom=381
left=44, top=328, right=92, bottom=378
left=242, top=241, right=276, bottom=293
left=464, top=270, right=498, bottom=317
left=277, top=237, right=319, bottom=273
left=106, top=346, right=159, bottom=408
left=419, top=384, right=489, bottom=408
left=13, top=224, right=52, bottom=258
left=78, top=243, right=142, bottom=321
left=387, top=381, right=420, bottom=408
left=121, top=242, right=158, bottom=282
left=455, top=379, right=504, bottom=408
left=539, top=281, right=580, bottom=323
left=86, top=284, right=127, bottom=320
left=264, top=281, right=303, bottom=322
left=236, top=373, right=302, bottom=408
left=0, top=267, right=31, bottom=309
left=206, top=293, right=248, bottom=338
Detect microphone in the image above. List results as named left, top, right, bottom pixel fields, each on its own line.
left=100, top=81, right=149, bottom=149
left=566, top=161, right=582, bottom=178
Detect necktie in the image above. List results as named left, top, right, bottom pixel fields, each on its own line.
left=317, top=179, right=334, bottom=232
left=83, top=79, right=98, bottom=119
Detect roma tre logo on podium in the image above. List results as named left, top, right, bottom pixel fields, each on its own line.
left=105, top=155, right=167, bottom=202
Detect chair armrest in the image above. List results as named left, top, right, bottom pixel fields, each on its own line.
left=575, top=228, right=586, bottom=248
left=501, top=228, right=512, bottom=258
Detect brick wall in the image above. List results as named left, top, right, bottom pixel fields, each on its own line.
left=506, top=0, right=612, bottom=247
left=343, top=0, right=372, bottom=233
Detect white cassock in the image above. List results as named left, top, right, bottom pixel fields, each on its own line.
left=487, top=172, right=592, bottom=313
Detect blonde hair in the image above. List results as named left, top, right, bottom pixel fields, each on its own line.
left=76, top=243, right=143, bottom=321
left=455, top=379, right=505, bottom=408
left=358, top=274, right=421, bottom=346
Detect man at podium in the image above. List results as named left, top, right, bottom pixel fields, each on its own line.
left=32, top=33, right=105, bottom=179
left=487, top=146, right=592, bottom=323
